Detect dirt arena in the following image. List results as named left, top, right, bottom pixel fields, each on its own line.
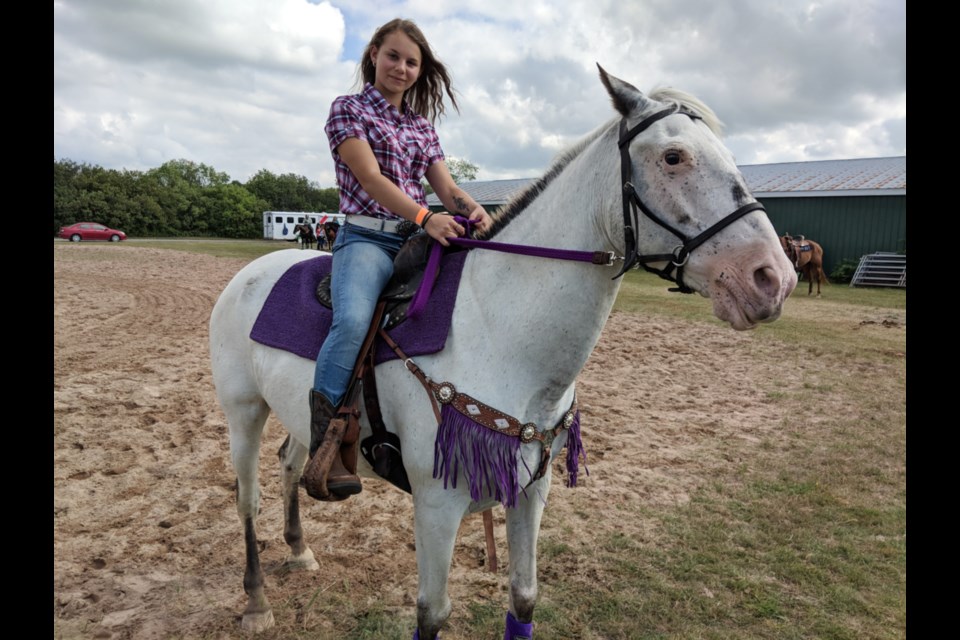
left=53, top=243, right=902, bottom=639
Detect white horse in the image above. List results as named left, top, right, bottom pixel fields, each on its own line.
left=209, top=66, right=797, bottom=639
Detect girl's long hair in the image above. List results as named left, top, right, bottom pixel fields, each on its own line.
left=356, top=18, right=459, bottom=124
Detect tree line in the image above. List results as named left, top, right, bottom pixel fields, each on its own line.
left=53, top=158, right=340, bottom=239
left=53, top=157, right=480, bottom=239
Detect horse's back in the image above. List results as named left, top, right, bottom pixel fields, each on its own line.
left=210, top=249, right=325, bottom=416
left=211, top=249, right=320, bottom=336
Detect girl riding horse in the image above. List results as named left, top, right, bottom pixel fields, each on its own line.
left=306, top=18, right=493, bottom=498
left=294, top=222, right=316, bottom=250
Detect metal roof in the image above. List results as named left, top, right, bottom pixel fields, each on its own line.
left=740, top=156, right=905, bottom=197
left=427, top=156, right=906, bottom=206
left=427, top=178, right=531, bottom=207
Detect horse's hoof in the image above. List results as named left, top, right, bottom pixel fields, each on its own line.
left=283, top=548, right=320, bottom=572
left=241, top=609, right=275, bottom=633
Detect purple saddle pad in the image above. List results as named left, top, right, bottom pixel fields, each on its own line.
left=250, top=250, right=469, bottom=365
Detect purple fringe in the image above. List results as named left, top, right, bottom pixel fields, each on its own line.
left=433, top=404, right=589, bottom=507
left=564, top=411, right=588, bottom=487
left=433, top=404, right=532, bottom=508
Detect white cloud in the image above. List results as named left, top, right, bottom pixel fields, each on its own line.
left=54, top=0, right=906, bottom=185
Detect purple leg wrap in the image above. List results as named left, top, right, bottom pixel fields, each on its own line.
left=412, top=630, right=439, bottom=640
left=504, top=610, right=533, bottom=640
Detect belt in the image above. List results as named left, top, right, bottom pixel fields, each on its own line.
left=344, top=214, right=420, bottom=238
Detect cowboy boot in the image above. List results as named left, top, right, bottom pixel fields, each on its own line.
left=302, top=390, right=362, bottom=500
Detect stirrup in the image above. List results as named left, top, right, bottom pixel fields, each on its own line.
left=303, top=416, right=361, bottom=501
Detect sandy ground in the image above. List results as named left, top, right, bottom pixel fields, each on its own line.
left=53, top=243, right=899, bottom=640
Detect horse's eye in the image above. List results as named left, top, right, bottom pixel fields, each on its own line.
left=664, top=151, right=682, bottom=166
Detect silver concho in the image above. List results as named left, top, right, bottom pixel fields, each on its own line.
left=436, top=383, right=456, bottom=404
left=562, top=410, right=575, bottom=429
left=520, top=423, right=537, bottom=443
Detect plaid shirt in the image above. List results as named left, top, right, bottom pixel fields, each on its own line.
left=325, top=83, right=444, bottom=220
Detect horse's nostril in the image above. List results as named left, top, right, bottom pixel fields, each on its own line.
left=753, top=265, right=780, bottom=296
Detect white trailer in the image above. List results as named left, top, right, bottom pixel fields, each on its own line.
left=262, top=211, right=344, bottom=241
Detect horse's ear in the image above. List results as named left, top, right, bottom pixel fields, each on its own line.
left=597, top=64, right=650, bottom=117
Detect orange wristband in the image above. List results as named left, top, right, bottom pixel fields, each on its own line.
left=415, top=208, right=429, bottom=225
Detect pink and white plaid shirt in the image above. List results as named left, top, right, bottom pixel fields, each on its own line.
left=325, top=83, right=445, bottom=220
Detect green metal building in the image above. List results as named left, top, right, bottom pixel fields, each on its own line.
left=741, top=157, right=906, bottom=275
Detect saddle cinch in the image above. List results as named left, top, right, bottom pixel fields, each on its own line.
left=301, top=234, right=443, bottom=500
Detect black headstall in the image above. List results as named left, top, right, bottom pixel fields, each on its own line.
left=613, top=104, right=766, bottom=292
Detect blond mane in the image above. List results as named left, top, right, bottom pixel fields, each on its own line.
left=648, top=86, right=724, bottom=136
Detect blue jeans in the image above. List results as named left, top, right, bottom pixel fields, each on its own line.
left=313, top=223, right=406, bottom=405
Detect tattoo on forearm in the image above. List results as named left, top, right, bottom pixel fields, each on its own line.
left=453, top=196, right=471, bottom=214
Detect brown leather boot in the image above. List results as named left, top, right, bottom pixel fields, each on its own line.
left=302, top=390, right=362, bottom=501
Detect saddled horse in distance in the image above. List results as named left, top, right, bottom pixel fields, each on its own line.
left=209, top=66, right=797, bottom=639
left=780, top=234, right=827, bottom=297
left=293, top=222, right=316, bottom=250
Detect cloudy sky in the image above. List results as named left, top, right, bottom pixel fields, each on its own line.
left=54, top=0, right=906, bottom=186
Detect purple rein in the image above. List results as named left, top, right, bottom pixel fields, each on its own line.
left=406, top=216, right=615, bottom=320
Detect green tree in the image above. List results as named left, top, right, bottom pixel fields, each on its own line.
left=446, top=157, right=479, bottom=183
left=422, top=157, right=480, bottom=195
left=313, top=187, right=340, bottom=212
left=55, top=157, right=334, bottom=238
left=204, top=183, right=262, bottom=238
left=151, top=159, right=230, bottom=189
left=54, top=158, right=84, bottom=234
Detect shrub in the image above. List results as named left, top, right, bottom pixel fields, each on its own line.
left=830, top=258, right=860, bottom=284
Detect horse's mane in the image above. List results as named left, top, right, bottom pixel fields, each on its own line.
left=647, top=86, right=723, bottom=136
left=484, top=123, right=609, bottom=239
left=484, top=86, right=722, bottom=239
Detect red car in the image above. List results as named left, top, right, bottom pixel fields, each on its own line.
left=58, top=222, right=127, bottom=242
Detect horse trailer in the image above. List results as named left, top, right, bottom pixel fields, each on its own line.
left=262, top=212, right=344, bottom=241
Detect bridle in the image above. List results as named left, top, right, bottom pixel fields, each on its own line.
left=614, top=104, right=766, bottom=292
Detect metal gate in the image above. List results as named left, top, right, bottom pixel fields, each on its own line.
left=850, top=252, right=906, bottom=288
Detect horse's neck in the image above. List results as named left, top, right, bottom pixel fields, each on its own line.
left=455, top=128, right=623, bottom=397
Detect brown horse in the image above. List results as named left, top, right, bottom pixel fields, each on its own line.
left=780, top=234, right=827, bottom=297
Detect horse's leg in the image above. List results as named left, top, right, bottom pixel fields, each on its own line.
left=503, top=470, right=552, bottom=639
left=814, top=248, right=824, bottom=297
left=798, top=257, right=812, bottom=296
left=412, top=485, right=471, bottom=639
left=277, top=435, right=320, bottom=571
left=227, top=396, right=277, bottom=632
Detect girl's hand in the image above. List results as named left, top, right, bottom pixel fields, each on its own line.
left=423, top=212, right=464, bottom=247
left=467, top=205, right=493, bottom=234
